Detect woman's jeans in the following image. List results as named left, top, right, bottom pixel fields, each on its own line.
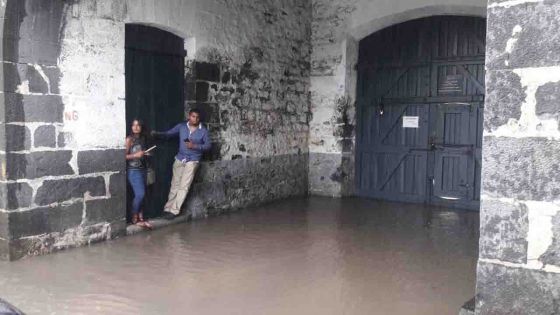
left=127, top=169, right=146, bottom=215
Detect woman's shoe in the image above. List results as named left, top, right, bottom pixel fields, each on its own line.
left=131, top=213, right=139, bottom=224
left=136, top=220, right=153, bottom=230
left=137, top=212, right=153, bottom=229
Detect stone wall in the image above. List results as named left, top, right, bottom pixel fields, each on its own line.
left=309, top=0, right=486, bottom=196
left=0, top=0, right=311, bottom=260
left=477, top=1, right=560, bottom=313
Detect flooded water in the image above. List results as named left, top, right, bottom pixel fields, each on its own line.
left=0, top=197, right=478, bottom=315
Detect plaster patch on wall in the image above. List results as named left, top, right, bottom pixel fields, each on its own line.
left=80, top=198, right=88, bottom=225
left=526, top=201, right=560, bottom=266
left=488, top=0, right=542, bottom=9
left=486, top=66, right=560, bottom=139
left=69, top=150, right=79, bottom=175
left=32, top=65, right=51, bottom=94
left=58, top=13, right=126, bottom=149
left=480, top=195, right=516, bottom=204
left=504, top=25, right=522, bottom=66
left=15, top=81, right=30, bottom=95
left=61, top=97, right=126, bottom=149
left=102, top=173, right=112, bottom=197
left=49, top=222, right=112, bottom=249
left=25, top=180, right=42, bottom=208
left=544, top=264, right=560, bottom=273
left=481, top=196, right=560, bottom=271
left=309, top=75, right=346, bottom=153
left=478, top=258, right=560, bottom=274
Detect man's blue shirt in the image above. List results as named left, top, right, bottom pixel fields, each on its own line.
left=163, top=122, right=211, bottom=162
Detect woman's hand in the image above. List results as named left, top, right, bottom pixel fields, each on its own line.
left=186, top=142, right=196, bottom=149
left=134, top=151, right=145, bottom=158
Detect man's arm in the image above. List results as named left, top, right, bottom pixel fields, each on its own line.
left=195, top=129, right=211, bottom=152
left=152, top=123, right=181, bottom=138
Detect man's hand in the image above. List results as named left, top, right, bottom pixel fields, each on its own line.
left=186, top=142, right=196, bottom=149
left=134, top=151, right=145, bottom=158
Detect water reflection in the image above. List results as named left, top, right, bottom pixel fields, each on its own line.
left=0, top=197, right=478, bottom=315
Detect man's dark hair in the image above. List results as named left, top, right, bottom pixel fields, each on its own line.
left=189, top=108, right=201, bottom=115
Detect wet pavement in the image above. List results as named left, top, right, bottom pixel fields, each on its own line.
left=0, top=197, right=479, bottom=315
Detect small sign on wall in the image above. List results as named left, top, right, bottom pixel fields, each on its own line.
left=402, top=116, right=419, bottom=128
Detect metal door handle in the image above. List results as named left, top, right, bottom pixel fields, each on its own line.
left=430, top=143, right=444, bottom=151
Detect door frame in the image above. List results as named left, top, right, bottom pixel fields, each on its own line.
left=124, top=23, right=186, bottom=218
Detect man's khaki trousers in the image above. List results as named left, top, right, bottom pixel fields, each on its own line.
left=164, top=159, right=199, bottom=215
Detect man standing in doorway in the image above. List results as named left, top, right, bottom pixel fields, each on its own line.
left=152, top=109, right=211, bottom=218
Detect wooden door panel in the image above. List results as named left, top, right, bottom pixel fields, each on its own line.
left=369, top=152, right=427, bottom=203
left=376, top=104, right=429, bottom=148
left=433, top=150, right=472, bottom=200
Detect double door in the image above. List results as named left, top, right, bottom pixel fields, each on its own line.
left=356, top=16, right=486, bottom=210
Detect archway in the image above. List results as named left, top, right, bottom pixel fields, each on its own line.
left=355, top=15, right=486, bottom=210
left=125, top=24, right=186, bottom=219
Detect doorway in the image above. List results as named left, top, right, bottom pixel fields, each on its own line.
left=356, top=16, right=486, bottom=210
left=125, top=24, right=186, bottom=218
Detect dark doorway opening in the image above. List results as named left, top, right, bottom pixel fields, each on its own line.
left=125, top=24, right=186, bottom=218
left=356, top=16, right=486, bottom=211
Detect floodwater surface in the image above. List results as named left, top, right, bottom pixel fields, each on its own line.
left=0, top=197, right=478, bottom=315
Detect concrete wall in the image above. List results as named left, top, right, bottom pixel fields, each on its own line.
left=309, top=0, right=486, bottom=196
left=476, top=0, right=560, bottom=313
left=0, top=0, right=311, bottom=260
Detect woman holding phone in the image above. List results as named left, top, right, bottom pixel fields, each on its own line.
left=125, top=119, right=153, bottom=229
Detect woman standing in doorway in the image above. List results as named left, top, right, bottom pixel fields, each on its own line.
left=126, top=119, right=153, bottom=229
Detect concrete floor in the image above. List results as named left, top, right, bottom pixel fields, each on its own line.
left=0, top=197, right=479, bottom=315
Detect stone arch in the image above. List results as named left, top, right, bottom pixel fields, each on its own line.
left=125, top=21, right=188, bottom=40
left=344, top=4, right=486, bottom=99
left=342, top=3, right=488, bottom=128
left=348, top=4, right=487, bottom=41
left=124, top=21, right=197, bottom=59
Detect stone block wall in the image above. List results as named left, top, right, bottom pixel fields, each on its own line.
left=0, top=0, right=311, bottom=260
left=0, top=0, right=127, bottom=261
left=477, top=0, right=560, bottom=313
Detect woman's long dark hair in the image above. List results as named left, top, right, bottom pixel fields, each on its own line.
left=128, top=118, right=150, bottom=142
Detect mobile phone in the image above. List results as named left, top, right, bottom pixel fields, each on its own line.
left=184, top=138, right=190, bottom=143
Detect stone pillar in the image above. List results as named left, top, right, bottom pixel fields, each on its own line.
left=0, top=0, right=126, bottom=261
left=477, top=0, right=560, bottom=313
left=309, top=0, right=358, bottom=197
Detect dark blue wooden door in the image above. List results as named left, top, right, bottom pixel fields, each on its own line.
left=125, top=25, right=185, bottom=218
left=356, top=16, right=485, bottom=210
left=429, top=102, right=481, bottom=209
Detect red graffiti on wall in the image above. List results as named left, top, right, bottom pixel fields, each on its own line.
left=64, top=111, right=79, bottom=121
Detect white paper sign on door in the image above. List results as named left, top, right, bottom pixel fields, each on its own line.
left=402, top=116, right=419, bottom=128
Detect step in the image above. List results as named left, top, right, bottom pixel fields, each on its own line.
left=0, top=298, right=24, bottom=315
left=459, top=297, right=475, bottom=315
